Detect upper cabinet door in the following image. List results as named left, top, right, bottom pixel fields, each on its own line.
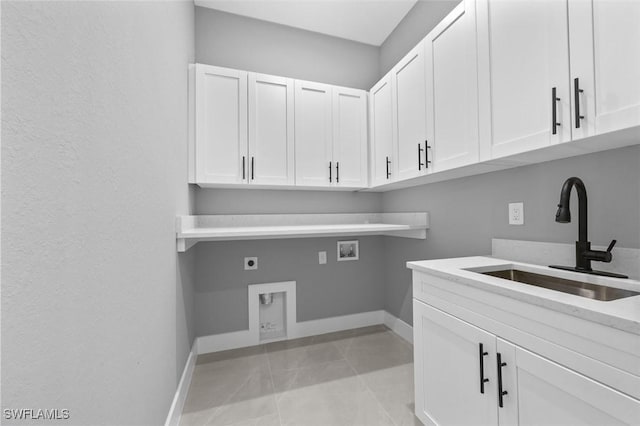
left=392, top=42, right=429, bottom=180
left=414, top=301, right=498, bottom=426
left=248, top=73, right=295, bottom=186
left=194, top=64, right=248, bottom=184
left=370, top=74, right=395, bottom=186
left=332, top=87, right=368, bottom=188
left=477, top=0, right=571, bottom=161
left=569, top=0, right=640, bottom=140
left=294, top=80, right=333, bottom=187
left=425, top=0, right=479, bottom=173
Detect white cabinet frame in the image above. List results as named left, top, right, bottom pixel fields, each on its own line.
left=248, top=73, right=295, bottom=186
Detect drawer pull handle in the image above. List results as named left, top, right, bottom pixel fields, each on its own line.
left=574, top=78, right=584, bottom=129
left=497, top=352, right=508, bottom=408
left=552, top=87, right=561, bottom=135
left=479, top=343, right=489, bottom=394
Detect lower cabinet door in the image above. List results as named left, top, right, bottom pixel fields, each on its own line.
left=414, top=300, right=498, bottom=426
left=500, top=340, right=640, bottom=426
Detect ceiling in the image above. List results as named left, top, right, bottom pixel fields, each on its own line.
left=194, top=0, right=419, bottom=46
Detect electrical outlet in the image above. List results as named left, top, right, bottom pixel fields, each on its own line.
left=244, top=257, right=258, bottom=270
left=318, top=251, right=327, bottom=265
left=509, top=202, right=524, bottom=225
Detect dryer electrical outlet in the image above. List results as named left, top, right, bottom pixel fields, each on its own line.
left=244, top=257, right=258, bottom=270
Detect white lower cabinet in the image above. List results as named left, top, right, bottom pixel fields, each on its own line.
left=506, top=341, right=639, bottom=426
left=414, top=301, right=497, bottom=426
left=414, top=300, right=640, bottom=426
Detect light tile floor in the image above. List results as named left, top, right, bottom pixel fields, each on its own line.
left=180, top=325, right=420, bottom=426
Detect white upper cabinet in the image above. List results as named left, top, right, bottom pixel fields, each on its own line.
left=569, top=0, right=640, bottom=140
left=369, top=74, right=395, bottom=186
left=332, top=87, right=368, bottom=188
left=477, top=0, right=571, bottom=160
left=392, top=42, right=429, bottom=180
left=192, top=64, right=248, bottom=184
left=294, top=80, right=333, bottom=187
left=190, top=65, right=367, bottom=190
left=294, top=81, right=368, bottom=189
left=248, top=73, right=295, bottom=185
left=425, top=0, right=479, bottom=172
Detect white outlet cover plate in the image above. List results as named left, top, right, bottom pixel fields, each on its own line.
left=244, top=257, right=258, bottom=270
left=509, top=202, right=524, bottom=225
left=319, top=251, right=327, bottom=264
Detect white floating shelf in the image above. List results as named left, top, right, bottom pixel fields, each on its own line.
left=176, top=212, right=429, bottom=252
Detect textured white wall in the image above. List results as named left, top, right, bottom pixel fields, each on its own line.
left=2, top=2, right=194, bottom=425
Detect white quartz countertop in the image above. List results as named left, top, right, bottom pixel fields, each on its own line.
left=407, top=256, right=640, bottom=334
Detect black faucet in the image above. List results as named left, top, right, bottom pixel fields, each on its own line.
left=549, top=177, right=628, bottom=279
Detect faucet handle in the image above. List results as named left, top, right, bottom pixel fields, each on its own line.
left=606, top=239, right=617, bottom=253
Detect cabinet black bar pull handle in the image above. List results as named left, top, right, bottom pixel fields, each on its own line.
left=251, top=157, right=255, bottom=180
left=426, top=141, right=432, bottom=168
left=497, top=352, right=508, bottom=408
left=552, top=87, right=561, bottom=135
left=386, top=157, right=391, bottom=179
left=242, top=156, right=246, bottom=180
left=479, top=343, right=489, bottom=394
left=336, top=162, right=339, bottom=183
left=574, top=78, right=584, bottom=129
left=418, top=143, right=425, bottom=170
left=329, top=161, right=332, bottom=183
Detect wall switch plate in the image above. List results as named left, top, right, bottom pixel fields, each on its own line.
left=318, top=251, right=327, bottom=265
left=244, top=257, right=258, bottom=270
left=509, top=202, right=524, bottom=225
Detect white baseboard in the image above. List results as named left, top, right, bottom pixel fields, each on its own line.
left=196, top=328, right=255, bottom=355
left=383, top=311, right=413, bottom=344
left=294, top=310, right=386, bottom=340
left=165, top=341, right=197, bottom=426
left=197, top=309, right=393, bottom=355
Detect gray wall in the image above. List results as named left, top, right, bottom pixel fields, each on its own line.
left=194, top=189, right=384, bottom=335
left=193, top=7, right=386, bottom=337
left=379, top=0, right=458, bottom=77
left=382, top=146, right=640, bottom=324
left=195, top=7, right=380, bottom=89
left=195, top=187, right=382, bottom=215
left=195, top=237, right=385, bottom=336
left=1, top=1, right=195, bottom=425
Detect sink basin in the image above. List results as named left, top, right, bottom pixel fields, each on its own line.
left=481, top=269, right=640, bottom=301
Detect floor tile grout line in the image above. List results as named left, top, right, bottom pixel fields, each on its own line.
left=265, top=344, right=285, bottom=426
left=340, top=332, right=400, bottom=426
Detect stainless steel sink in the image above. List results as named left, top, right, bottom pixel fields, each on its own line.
left=481, top=269, right=640, bottom=301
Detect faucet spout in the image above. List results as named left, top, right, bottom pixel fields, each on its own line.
left=549, top=177, right=627, bottom=278
left=555, top=177, right=587, bottom=243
